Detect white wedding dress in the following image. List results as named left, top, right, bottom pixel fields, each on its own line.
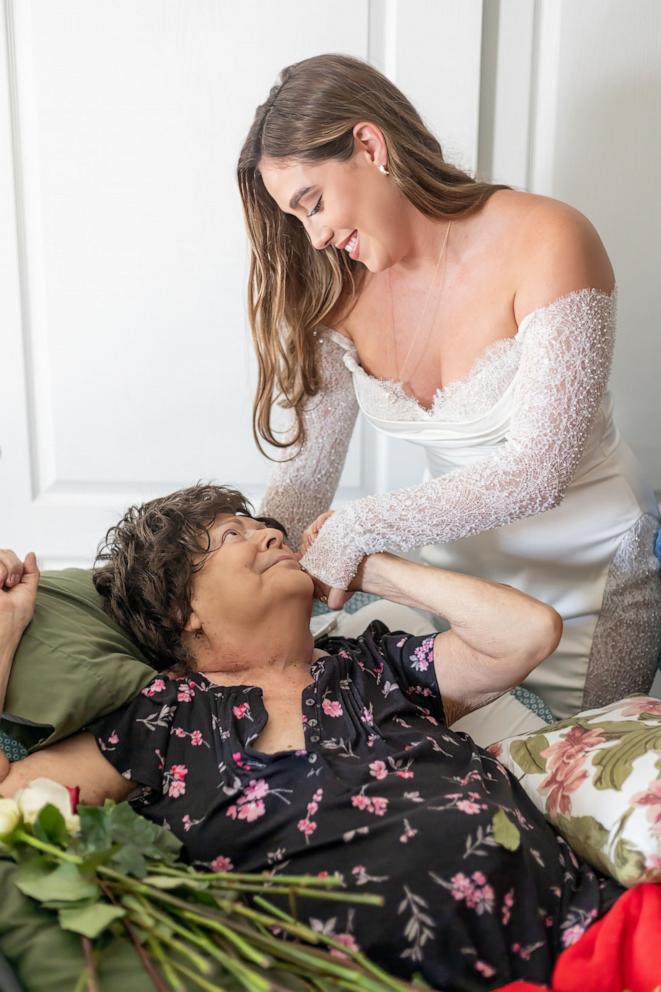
left=261, top=288, right=661, bottom=718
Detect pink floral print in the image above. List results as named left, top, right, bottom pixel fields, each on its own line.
left=620, top=697, right=661, bottom=718
left=165, top=763, right=188, bottom=798
left=540, top=726, right=606, bottom=816
left=447, top=871, right=495, bottom=914
left=322, top=698, right=343, bottom=718
left=89, top=621, right=614, bottom=991
left=408, top=637, right=435, bottom=673
left=631, top=779, right=661, bottom=835
left=142, top=678, right=166, bottom=697
left=232, top=703, right=252, bottom=720
left=210, top=855, right=234, bottom=872
left=297, top=789, right=323, bottom=844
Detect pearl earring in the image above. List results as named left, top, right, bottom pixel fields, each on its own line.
left=378, top=163, right=390, bottom=175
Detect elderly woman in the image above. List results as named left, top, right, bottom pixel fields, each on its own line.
left=0, top=485, right=621, bottom=990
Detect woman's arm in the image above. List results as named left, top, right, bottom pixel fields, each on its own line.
left=300, top=210, right=616, bottom=588
left=0, top=549, right=134, bottom=803
left=0, top=549, right=40, bottom=782
left=0, top=732, right=134, bottom=805
left=260, top=330, right=359, bottom=551
left=354, top=552, right=562, bottom=723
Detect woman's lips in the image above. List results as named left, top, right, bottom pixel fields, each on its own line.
left=349, top=232, right=360, bottom=260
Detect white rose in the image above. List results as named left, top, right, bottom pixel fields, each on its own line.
left=0, top=797, right=21, bottom=838
left=15, top=778, right=81, bottom=835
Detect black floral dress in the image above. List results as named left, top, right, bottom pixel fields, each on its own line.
left=88, top=621, right=621, bottom=990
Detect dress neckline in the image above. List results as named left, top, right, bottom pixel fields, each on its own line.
left=319, top=286, right=616, bottom=419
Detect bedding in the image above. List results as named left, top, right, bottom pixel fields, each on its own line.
left=0, top=569, right=154, bottom=750
left=491, top=697, right=661, bottom=887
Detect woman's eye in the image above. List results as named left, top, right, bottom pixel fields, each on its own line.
left=307, top=196, right=323, bottom=218
left=220, top=529, right=240, bottom=544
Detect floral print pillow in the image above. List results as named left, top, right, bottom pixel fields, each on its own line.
left=489, top=696, right=661, bottom=887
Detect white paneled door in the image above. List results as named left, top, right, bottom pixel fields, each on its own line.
left=0, top=0, right=484, bottom=568
left=2, top=0, right=658, bottom=571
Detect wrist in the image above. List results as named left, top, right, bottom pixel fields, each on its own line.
left=353, top=553, right=415, bottom=600
left=0, top=624, right=24, bottom=667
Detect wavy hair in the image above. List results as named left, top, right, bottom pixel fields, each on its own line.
left=93, top=483, right=286, bottom=671
left=237, top=52, right=508, bottom=455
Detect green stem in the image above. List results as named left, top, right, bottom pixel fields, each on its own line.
left=153, top=864, right=345, bottom=887
left=13, top=829, right=82, bottom=863
left=153, top=875, right=382, bottom=904
left=169, top=959, right=229, bottom=992
left=147, top=937, right=185, bottom=992
left=81, top=936, right=99, bottom=992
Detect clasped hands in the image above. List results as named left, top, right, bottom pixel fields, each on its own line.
left=297, top=511, right=358, bottom=611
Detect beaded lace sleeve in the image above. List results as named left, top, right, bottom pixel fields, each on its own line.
left=299, top=288, right=616, bottom=588
left=259, top=332, right=359, bottom=551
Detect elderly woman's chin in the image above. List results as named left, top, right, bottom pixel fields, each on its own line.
left=272, top=560, right=315, bottom=604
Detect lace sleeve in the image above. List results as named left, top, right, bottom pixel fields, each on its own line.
left=299, top=288, right=616, bottom=588
left=259, top=331, right=359, bottom=550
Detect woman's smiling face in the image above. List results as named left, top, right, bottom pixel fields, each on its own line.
left=258, top=123, right=408, bottom=272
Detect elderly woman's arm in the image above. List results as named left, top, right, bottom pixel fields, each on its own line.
left=0, top=549, right=134, bottom=804
left=0, top=732, right=134, bottom=804
left=353, top=552, right=562, bottom=724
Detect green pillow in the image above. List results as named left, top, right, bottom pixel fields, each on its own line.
left=1, top=569, right=155, bottom=751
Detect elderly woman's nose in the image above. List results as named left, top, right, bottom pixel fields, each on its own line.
left=255, top=527, right=284, bottom=549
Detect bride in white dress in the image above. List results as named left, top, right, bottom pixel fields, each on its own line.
left=238, top=54, right=661, bottom=720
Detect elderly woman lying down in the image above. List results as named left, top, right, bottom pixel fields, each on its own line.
left=0, top=484, right=622, bottom=990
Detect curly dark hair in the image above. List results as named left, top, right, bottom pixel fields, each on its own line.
left=93, top=483, right=287, bottom=671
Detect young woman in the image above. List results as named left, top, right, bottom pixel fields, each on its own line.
left=237, top=52, right=661, bottom=720
left=0, top=487, right=622, bottom=991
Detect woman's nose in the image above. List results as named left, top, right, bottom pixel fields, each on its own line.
left=258, top=527, right=285, bottom=550
left=311, top=226, right=333, bottom=251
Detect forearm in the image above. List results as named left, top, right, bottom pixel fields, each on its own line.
left=356, top=552, right=559, bottom=662
left=0, top=630, right=23, bottom=783
left=0, top=627, right=22, bottom=720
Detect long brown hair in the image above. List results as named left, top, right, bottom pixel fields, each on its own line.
left=238, top=53, right=507, bottom=456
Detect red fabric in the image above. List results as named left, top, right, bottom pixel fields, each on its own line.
left=496, top=883, right=661, bottom=992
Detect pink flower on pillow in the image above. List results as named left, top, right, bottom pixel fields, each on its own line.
left=631, top=780, right=661, bottom=834
left=539, top=727, right=605, bottom=817
left=620, top=698, right=661, bottom=718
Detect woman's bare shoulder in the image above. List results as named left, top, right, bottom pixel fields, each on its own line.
left=322, top=274, right=378, bottom=343
left=492, top=191, right=615, bottom=322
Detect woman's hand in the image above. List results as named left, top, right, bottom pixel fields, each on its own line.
left=300, top=513, right=354, bottom=611
left=0, top=550, right=40, bottom=640
left=300, top=511, right=335, bottom=554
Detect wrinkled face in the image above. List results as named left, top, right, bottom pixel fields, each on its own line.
left=186, top=514, right=314, bottom=648
left=258, top=129, right=408, bottom=272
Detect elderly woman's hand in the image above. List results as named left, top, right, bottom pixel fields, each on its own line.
left=300, top=513, right=355, bottom=611
left=0, top=549, right=40, bottom=640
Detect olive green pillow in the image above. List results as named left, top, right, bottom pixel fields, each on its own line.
left=1, top=569, right=155, bottom=751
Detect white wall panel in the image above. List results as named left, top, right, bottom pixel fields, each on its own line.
left=1, top=0, right=371, bottom=565
left=3, top=0, right=657, bottom=571
left=540, top=0, right=661, bottom=490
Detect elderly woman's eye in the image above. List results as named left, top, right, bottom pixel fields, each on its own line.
left=220, top=529, right=241, bottom=544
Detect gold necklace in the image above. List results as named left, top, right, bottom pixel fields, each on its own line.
left=387, top=220, right=452, bottom=389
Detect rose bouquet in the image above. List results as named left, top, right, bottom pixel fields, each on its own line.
left=0, top=779, right=427, bottom=992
